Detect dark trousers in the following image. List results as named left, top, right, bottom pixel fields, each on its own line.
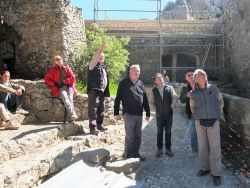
left=88, top=89, right=105, bottom=129
left=0, top=92, right=22, bottom=111
left=123, top=113, right=143, bottom=158
left=156, top=116, right=173, bottom=150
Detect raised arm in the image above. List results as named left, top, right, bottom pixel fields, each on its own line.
left=89, top=44, right=107, bottom=70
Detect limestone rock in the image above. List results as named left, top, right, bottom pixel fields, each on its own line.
left=161, top=0, right=229, bottom=20
left=58, top=121, right=84, bottom=138
left=74, top=148, right=110, bottom=164
left=105, top=158, right=141, bottom=174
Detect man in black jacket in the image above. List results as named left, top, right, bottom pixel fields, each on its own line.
left=179, top=69, right=198, bottom=158
left=114, top=64, right=150, bottom=161
left=149, top=73, right=178, bottom=157
left=87, top=44, right=110, bottom=135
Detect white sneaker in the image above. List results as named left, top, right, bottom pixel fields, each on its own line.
left=68, top=114, right=78, bottom=122
left=15, top=108, right=29, bottom=115
left=188, top=151, right=198, bottom=158
left=5, top=121, right=19, bottom=130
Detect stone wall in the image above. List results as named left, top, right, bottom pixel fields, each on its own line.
left=0, top=0, right=85, bottom=79
left=222, top=94, right=250, bottom=146
left=222, top=0, right=250, bottom=98
left=12, top=80, right=114, bottom=123
left=127, top=36, right=216, bottom=84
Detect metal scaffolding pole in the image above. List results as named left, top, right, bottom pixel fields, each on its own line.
left=91, top=0, right=224, bottom=80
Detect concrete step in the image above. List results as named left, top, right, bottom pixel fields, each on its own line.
left=1, top=139, right=87, bottom=188
left=0, top=124, right=124, bottom=188
left=0, top=121, right=85, bottom=164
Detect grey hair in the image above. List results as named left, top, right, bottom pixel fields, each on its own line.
left=129, top=64, right=140, bottom=72
left=193, top=69, right=207, bottom=83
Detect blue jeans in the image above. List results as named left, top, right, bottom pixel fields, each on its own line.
left=0, top=92, right=22, bottom=111
left=189, top=118, right=198, bottom=152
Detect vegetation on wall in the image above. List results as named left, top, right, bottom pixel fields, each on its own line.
left=71, top=23, right=130, bottom=95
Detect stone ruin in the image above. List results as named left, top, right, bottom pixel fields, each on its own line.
left=0, top=0, right=86, bottom=79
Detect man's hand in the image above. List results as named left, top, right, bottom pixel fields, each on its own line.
left=187, top=91, right=191, bottom=98
left=55, top=81, right=64, bottom=88
left=114, top=115, right=120, bottom=121
left=14, top=89, right=22, bottom=96
left=100, top=43, right=107, bottom=50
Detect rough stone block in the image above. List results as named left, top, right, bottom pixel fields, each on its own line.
left=105, top=158, right=141, bottom=174
left=74, top=148, right=110, bottom=164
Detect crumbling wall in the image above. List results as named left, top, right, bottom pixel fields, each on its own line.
left=0, top=0, right=85, bottom=79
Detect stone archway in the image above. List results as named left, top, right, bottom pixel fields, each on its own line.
left=162, top=52, right=199, bottom=82
left=0, top=23, right=21, bottom=75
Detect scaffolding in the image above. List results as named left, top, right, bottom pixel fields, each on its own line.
left=90, top=0, right=224, bottom=81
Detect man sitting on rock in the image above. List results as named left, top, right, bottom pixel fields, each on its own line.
left=0, top=70, right=29, bottom=115
left=44, top=55, right=78, bottom=123
left=0, top=103, right=18, bottom=130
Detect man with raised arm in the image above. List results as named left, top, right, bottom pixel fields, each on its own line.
left=87, top=44, right=110, bottom=135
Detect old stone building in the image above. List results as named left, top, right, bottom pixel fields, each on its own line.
left=222, top=0, right=250, bottom=98
left=89, top=0, right=250, bottom=98
left=0, top=0, right=86, bottom=79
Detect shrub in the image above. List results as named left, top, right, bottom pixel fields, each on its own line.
left=72, top=24, right=130, bottom=92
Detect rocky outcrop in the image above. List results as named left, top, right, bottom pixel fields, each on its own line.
left=160, top=0, right=229, bottom=20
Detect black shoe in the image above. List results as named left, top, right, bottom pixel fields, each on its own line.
left=155, top=149, right=163, bottom=157
left=89, top=128, right=99, bottom=135
left=165, top=149, right=174, bottom=157
left=212, top=176, right=221, bottom=186
left=97, top=125, right=108, bottom=132
left=138, top=155, right=146, bottom=161
left=196, top=170, right=211, bottom=177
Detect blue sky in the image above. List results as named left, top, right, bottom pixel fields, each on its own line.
left=70, top=0, right=174, bottom=20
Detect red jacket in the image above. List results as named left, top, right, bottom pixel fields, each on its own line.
left=44, top=64, right=77, bottom=97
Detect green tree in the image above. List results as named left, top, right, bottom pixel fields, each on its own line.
left=72, top=24, right=130, bottom=89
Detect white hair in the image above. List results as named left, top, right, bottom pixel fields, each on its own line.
left=129, top=64, right=140, bottom=72
left=193, top=69, right=207, bottom=83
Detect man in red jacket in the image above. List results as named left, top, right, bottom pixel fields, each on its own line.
left=44, top=55, right=78, bottom=123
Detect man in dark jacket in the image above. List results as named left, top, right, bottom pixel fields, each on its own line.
left=114, top=64, right=150, bottom=161
left=149, top=73, right=178, bottom=157
left=179, top=69, right=198, bottom=158
left=87, top=44, right=110, bottom=135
